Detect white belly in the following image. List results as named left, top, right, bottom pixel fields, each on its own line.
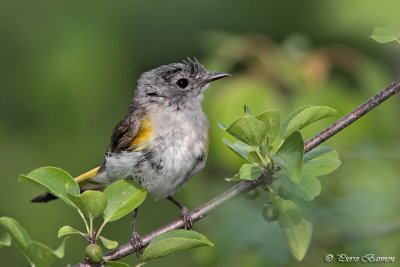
left=97, top=108, right=209, bottom=199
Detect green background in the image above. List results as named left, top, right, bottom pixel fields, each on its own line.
left=1, top=0, right=400, bottom=266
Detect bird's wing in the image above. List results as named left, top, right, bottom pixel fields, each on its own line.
left=32, top=106, right=153, bottom=202
left=75, top=108, right=153, bottom=184
left=108, top=108, right=148, bottom=153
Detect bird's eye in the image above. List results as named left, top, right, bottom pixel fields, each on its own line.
left=176, top=78, right=189, bottom=89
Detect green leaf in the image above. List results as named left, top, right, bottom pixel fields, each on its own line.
left=106, top=261, right=130, bottom=267
left=217, top=122, right=227, bottom=130
left=303, top=146, right=341, bottom=177
left=225, top=173, right=240, bottom=182
left=58, top=225, right=84, bottom=238
left=99, top=236, right=118, bottom=249
left=243, top=104, right=253, bottom=116
left=279, top=106, right=310, bottom=138
left=140, top=230, right=213, bottom=262
left=276, top=199, right=312, bottom=261
left=225, top=110, right=280, bottom=147
left=226, top=116, right=268, bottom=146
left=239, top=164, right=262, bottom=180
left=280, top=106, right=337, bottom=139
left=255, top=110, right=280, bottom=143
left=0, top=233, right=11, bottom=247
left=19, top=167, right=80, bottom=208
left=280, top=175, right=321, bottom=201
left=371, top=24, right=400, bottom=44
left=51, top=238, right=67, bottom=259
left=275, top=199, right=303, bottom=227
left=0, top=217, right=66, bottom=267
left=247, top=151, right=263, bottom=163
left=223, top=138, right=252, bottom=161
left=0, top=217, right=31, bottom=248
left=102, top=180, right=147, bottom=223
left=26, top=239, right=67, bottom=265
left=273, top=132, right=304, bottom=183
left=68, top=190, right=107, bottom=220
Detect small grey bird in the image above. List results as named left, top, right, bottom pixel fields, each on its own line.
left=32, top=58, right=230, bottom=249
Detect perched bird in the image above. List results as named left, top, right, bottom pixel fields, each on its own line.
left=31, top=58, right=230, bottom=250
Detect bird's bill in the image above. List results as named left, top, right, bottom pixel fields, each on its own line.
left=206, top=72, right=231, bottom=83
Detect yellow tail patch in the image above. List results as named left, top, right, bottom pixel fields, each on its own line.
left=75, top=166, right=101, bottom=183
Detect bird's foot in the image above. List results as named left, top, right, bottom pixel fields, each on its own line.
left=180, top=206, right=193, bottom=230
left=130, top=232, right=143, bottom=256
left=166, top=196, right=193, bottom=230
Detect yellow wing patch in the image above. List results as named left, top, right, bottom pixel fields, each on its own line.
left=75, top=166, right=101, bottom=183
left=74, top=117, right=153, bottom=184
left=129, top=115, right=154, bottom=151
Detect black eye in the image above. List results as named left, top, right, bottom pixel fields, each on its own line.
left=176, top=78, right=189, bottom=89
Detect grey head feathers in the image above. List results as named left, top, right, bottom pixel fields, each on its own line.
left=132, top=58, right=230, bottom=111
left=161, top=58, right=206, bottom=81
left=134, top=58, right=214, bottom=109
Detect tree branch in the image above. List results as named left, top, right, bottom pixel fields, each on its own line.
left=304, top=77, right=400, bottom=152
left=74, top=77, right=400, bottom=267
left=103, top=179, right=262, bottom=262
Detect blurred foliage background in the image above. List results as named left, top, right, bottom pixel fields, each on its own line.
left=1, top=0, right=400, bottom=266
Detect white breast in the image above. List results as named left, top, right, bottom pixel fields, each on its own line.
left=138, top=107, right=208, bottom=198
left=95, top=102, right=209, bottom=199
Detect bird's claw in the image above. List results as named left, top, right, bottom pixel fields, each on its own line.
left=130, top=233, right=143, bottom=256
left=181, top=207, right=193, bottom=230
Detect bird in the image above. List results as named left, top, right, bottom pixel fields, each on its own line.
left=31, top=58, right=230, bottom=251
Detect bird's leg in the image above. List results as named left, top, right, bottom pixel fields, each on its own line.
left=167, top=196, right=193, bottom=230
left=130, top=208, right=143, bottom=256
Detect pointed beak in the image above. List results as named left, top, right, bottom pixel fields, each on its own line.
left=206, top=72, right=231, bottom=83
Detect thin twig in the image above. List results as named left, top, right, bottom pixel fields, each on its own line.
left=74, top=77, right=400, bottom=266
left=304, top=77, right=400, bottom=152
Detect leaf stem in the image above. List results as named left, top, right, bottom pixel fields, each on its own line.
left=89, top=217, right=94, bottom=242
left=95, top=220, right=108, bottom=240
left=77, top=209, right=90, bottom=234
left=255, top=147, right=269, bottom=165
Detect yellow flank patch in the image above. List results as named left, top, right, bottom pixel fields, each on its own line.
left=130, top=115, right=154, bottom=151
left=75, top=166, right=101, bottom=183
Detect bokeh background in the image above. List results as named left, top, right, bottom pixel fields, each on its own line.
left=1, top=1, right=400, bottom=266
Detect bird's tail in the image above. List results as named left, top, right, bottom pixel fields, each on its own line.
left=31, top=192, right=58, bottom=203
left=31, top=165, right=103, bottom=203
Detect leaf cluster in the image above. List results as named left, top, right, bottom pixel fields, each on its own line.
left=1, top=167, right=214, bottom=266
left=0, top=104, right=342, bottom=265
left=221, top=105, right=341, bottom=260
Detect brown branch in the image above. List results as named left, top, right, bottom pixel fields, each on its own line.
left=103, top=179, right=261, bottom=262
left=304, top=77, right=400, bottom=152
left=74, top=77, right=400, bottom=267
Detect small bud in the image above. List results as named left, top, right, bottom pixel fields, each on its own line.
left=86, top=244, right=103, bottom=263
left=262, top=203, right=279, bottom=222
left=244, top=189, right=260, bottom=200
